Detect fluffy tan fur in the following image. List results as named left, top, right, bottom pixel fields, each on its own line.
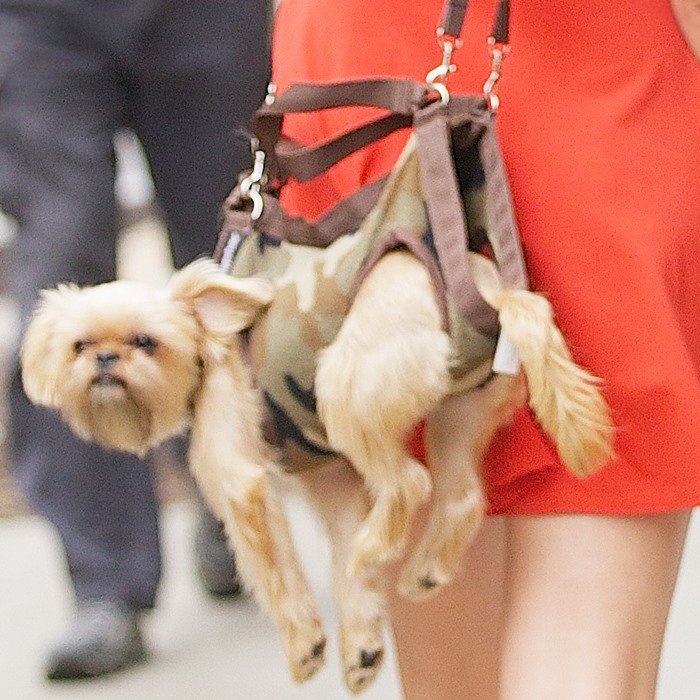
left=21, top=279, right=202, bottom=455
left=21, top=254, right=614, bottom=693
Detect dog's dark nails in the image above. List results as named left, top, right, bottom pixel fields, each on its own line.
left=360, top=648, right=382, bottom=668
left=312, top=639, right=326, bottom=658
left=419, top=575, right=438, bottom=589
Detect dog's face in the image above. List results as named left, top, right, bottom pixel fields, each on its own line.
left=21, top=260, right=274, bottom=455
left=21, top=279, right=201, bottom=454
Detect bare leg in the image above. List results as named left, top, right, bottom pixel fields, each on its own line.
left=388, top=515, right=507, bottom=700
left=501, top=512, right=691, bottom=700
left=296, top=459, right=387, bottom=694
left=389, top=510, right=689, bottom=700
left=316, top=251, right=448, bottom=577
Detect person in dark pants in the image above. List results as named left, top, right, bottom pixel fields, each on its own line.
left=0, top=0, right=270, bottom=680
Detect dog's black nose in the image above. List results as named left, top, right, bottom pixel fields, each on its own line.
left=96, top=352, right=119, bottom=369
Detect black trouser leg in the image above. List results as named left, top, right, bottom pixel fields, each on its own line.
left=130, top=0, right=270, bottom=265
left=0, top=6, right=161, bottom=608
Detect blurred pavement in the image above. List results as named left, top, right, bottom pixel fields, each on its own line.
left=0, top=497, right=403, bottom=700
left=1, top=503, right=699, bottom=699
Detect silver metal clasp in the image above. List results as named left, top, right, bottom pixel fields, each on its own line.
left=483, top=37, right=510, bottom=112
left=239, top=149, right=266, bottom=220
left=425, top=30, right=462, bottom=105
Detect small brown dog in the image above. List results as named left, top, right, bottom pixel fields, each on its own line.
left=21, top=254, right=613, bottom=692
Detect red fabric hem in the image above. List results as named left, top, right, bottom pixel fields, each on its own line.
left=409, top=422, right=700, bottom=517
left=486, top=463, right=700, bottom=516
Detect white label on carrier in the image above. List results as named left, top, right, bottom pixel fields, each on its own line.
left=219, top=230, right=243, bottom=273
left=492, top=331, right=521, bottom=375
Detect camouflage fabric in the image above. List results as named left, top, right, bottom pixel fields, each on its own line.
left=229, top=137, right=497, bottom=472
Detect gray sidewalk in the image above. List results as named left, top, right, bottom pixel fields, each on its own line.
left=1, top=500, right=699, bottom=700
left=0, top=498, right=403, bottom=700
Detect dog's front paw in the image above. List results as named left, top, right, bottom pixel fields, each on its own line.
left=294, top=635, right=327, bottom=684
left=340, top=619, right=385, bottom=694
left=284, top=619, right=327, bottom=684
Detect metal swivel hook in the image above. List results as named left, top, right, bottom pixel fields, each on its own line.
left=483, top=37, right=510, bottom=112
left=425, top=32, right=461, bottom=105
left=239, top=149, right=266, bottom=220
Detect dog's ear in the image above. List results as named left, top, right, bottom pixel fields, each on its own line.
left=21, top=284, right=81, bottom=407
left=168, top=259, right=273, bottom=341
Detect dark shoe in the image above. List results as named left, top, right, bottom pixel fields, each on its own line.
left=194, top=508, right=243, bottom=597
left=45, top=599, right=146, bottom=681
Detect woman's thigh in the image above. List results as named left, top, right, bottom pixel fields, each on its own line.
left=501, top=512, right=691, bottom=700
left=387, top=515, right=507, bottom=700
left=388, top=511, right=690, bottom=700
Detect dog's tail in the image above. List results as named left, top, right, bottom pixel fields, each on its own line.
left=470, top=254, right=615, bottom=477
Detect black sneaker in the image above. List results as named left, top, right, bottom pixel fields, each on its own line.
left=194, top=507, right=244, bottom=598
left=45, top=599, right=146, bottom=681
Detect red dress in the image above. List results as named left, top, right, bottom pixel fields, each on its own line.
left=272, top=0, right=700, bottom=514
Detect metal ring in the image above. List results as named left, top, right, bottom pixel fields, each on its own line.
left=425, top=81, right=450, bottom=105
left=248, top=189, right=264, bottom=220
left=239, top=175, right=253, bottom=196
left=436, top=29, right=463, bottom=50
left=485, top=92, right=500, bottom=112
left=426, top=64, right=450, bottom=85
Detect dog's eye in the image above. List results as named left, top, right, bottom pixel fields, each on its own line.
left=132, top=335, right=158, bottom=353
left=73, top=340, right=90, bottom=355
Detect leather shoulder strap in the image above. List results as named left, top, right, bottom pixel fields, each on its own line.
left=441, top=0, right=510, bottom=43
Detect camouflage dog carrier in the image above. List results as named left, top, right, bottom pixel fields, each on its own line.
left=213, top=0, right=528, bottom=472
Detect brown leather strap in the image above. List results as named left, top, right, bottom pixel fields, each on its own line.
left=414, top=99, right=528, bottom=335
left=493, top=0, right=511, bottom=44
left=220, top=175, right=389, bottom=249
left=268, top=91, right=489, bottom=185
left=258, top=176, right=388, bottom=246
left=257, top=79, right=428, bottom=118
left=438, top=0, right=510, bottom=44
left=254, top=79, right=429, bottom=180
left=441, top=0, right=510, bottom=42
left=275, top=112, right=412, bottom=183
left=414, top=101, right=499, bottom=334
left=440, top=0, right=469, bottom=38
left=254, top=79, right=427, bottom=148
left=477, top=119, right=528, bottom=289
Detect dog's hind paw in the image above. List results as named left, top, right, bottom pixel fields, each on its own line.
left=348, top=459, right=432, bottom=580
left=282, top=617, right=326, bottom=683
left=289, top=636, right=326, bottom=683
left=347, top=500, right=418, bottom=578
left=340, top=614, right=384, bottom=694
left=348, top=529, right=405, bottom=582
left=397, top=492, right=485, bottom=601
left=344, top=647, right=384, bottom=694
left=396, top=562, right=451, bottom=602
